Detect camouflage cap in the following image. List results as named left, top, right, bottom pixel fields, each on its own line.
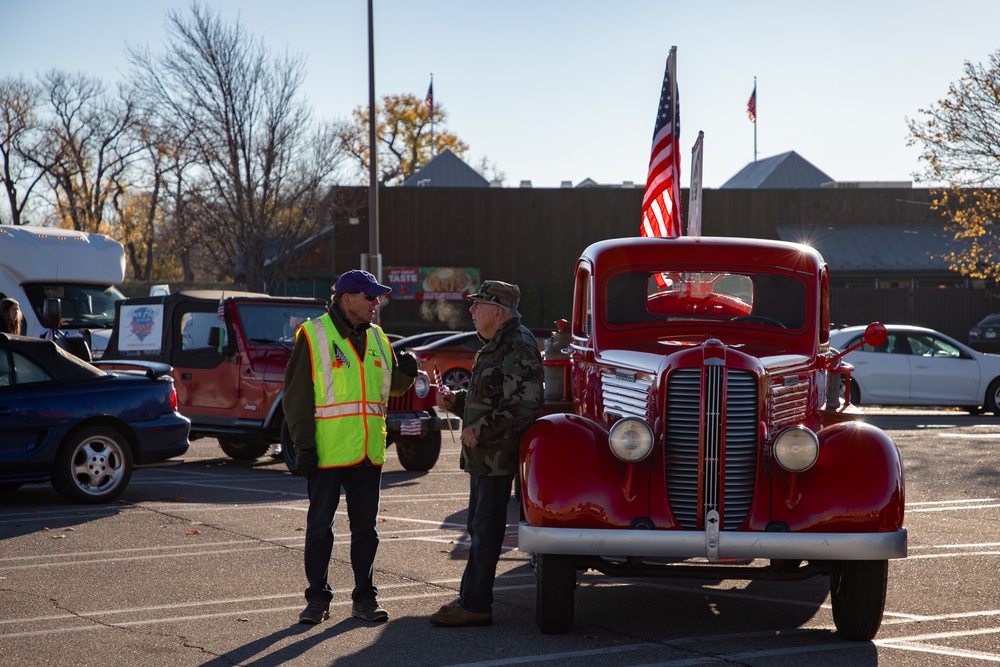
left=467, top=280, right=520, bottom=311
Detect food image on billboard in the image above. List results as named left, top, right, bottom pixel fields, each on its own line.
left=386, top=266, right=479, bottom=300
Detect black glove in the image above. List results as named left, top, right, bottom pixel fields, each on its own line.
left=295, top=447, right=319, bottom=480
left=396, top=350, right=419, bottom=378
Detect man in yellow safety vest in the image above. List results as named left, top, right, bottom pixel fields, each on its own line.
left=284, top=269, right=419, bottom=625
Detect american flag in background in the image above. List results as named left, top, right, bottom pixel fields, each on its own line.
left=433, top=363, right=443, bottom=388
left=216, top=297, right=225, bottom=320
left=641, top=47, right=681, bottom=239
left=425, top=80, right=434, bottom=119
left=747, top=84, right=757, bottom=124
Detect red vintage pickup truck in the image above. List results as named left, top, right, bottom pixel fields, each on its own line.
left=520, top=236, right=905, bottom=640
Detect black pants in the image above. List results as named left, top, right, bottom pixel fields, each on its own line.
left=303, top=464, right=382, bottom=604
left=458, top=473, right=514, bottom=613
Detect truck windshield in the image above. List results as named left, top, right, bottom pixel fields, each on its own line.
left=605, top=270, right=807, bottom=330
left=22, top=283, right=125, bottom=329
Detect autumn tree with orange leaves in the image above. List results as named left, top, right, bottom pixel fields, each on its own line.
left=340, top=93, right=469, bottom=186
left=908, top=50, right=1000, bottom=281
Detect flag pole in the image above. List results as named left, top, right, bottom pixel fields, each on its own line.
left=753, top=76, right=757, bottom=162
left=689, top=131, right=704, bottom=237
left=427, top=73, right=435, bottom=158
left=668, top=46, right=680, bottom=229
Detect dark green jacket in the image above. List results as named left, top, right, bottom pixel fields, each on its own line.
left=449, top=316, right=543, bottom=476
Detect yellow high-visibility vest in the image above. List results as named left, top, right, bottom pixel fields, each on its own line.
left=300, top=314, right=392, bottom=467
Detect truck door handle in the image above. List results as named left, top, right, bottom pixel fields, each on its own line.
left=181, top=373, right=192, bottom=380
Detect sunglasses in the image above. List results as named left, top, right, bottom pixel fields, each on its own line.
left=354, top=293, right=380, bottom=302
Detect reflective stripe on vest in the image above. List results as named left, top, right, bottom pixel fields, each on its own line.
left=303, top=315, right=393, bottom=467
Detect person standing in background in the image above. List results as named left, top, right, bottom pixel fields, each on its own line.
left=430, top=280, right=543, bottom=627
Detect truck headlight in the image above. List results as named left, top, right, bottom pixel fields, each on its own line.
left=773, top=426, right=819, bottom=472
left=609, top=418, right=654, bottom=462
left=414, top=374, right=430, bottom=399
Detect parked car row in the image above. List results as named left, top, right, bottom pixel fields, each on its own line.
left=831, top=323, right=1000, bottom=414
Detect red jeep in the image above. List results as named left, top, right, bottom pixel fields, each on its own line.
left=520, top=237, right=906, bottom=640
left=102, top=290, right=451, bottom=471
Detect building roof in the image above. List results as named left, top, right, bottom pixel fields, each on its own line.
left=400, top=149, right=489, bottom=188
left=776, top=225, right=962, bottom=274
left=721, top=151, right=833, bottom=189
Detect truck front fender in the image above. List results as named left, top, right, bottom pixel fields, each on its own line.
left=763, top=420, right=905, bottom=532
left=520, top=413, right=650, bottom=528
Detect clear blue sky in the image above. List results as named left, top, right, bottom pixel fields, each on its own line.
left=8, top=1, right=1000, bottom=189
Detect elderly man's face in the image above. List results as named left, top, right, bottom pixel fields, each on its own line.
left=470, top=301, right=504, bottom=339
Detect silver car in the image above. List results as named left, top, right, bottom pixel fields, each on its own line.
left=830, top=324, right=1000, bottom=414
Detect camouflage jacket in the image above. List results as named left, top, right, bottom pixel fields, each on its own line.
left=450, top=317, right=543, bottom=476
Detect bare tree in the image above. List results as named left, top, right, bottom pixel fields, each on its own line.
left=128, top=3, right=346, bottom=291
left=907, top=51, right=1000, bottom=281
left=340, top=92, right=469, bottom=186
left=33, top=70, right=141, bottom=234
left=0, top=76, right=54, bottom=226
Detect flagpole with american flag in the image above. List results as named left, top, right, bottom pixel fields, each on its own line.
left=747, top=77, right=757, bottom=162
left=641, top=46, right=681, bottom=238
left=425, top=73, right=435, bottom=158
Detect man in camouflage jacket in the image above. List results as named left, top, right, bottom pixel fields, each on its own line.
left=430, top=280, right=543, bottom=627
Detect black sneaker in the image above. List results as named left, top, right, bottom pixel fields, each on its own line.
left=351, top=598, right=389, bottom=623
left=298, top=600, right=330, bottom=624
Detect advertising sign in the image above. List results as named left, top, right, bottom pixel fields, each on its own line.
left=386, top=266, right=480, bottom=301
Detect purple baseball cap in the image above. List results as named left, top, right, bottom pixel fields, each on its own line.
left=334, top=270, right=392, bottom=296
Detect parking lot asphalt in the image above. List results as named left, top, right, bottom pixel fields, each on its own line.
left=2, top=407, right=1000, bottom=666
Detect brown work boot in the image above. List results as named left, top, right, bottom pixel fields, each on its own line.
left=429, top=604, right=492, bottom=627
left=435, top=598, right=461, bottom=615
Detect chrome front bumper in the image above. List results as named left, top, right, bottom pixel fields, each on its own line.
left=518, top=523, right=907, bottom=561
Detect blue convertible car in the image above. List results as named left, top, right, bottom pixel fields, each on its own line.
left=0, top=333, right=190, bottom=503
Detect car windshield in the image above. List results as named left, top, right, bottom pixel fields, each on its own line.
left=604, top=269, right=807, bottom=330
left=22, top=283, right=125, bottom=329
left=235, top=303, right=328, bottom=343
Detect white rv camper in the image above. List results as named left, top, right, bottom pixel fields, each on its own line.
left=0, top=225, right=126, bottom=357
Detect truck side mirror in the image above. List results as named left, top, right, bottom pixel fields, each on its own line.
left=43, top=298, right=62, bottom=330
left=827, top=321, right=887, bottom=367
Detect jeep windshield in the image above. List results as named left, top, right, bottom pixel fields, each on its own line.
left=235, top=303, right=329, bottom=344
left=605, top=269, right=807, bottom=331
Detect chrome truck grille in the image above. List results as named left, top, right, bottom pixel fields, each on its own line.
left=665, top=367, right=758, bottom=530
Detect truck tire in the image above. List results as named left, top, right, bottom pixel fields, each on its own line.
left=394, top=431, right=442, bottom=471
left=535, top=553, right=576, bottom=634
left=218, top=438, right=270, bottom=460
left=51, top=426, right=133, bottom=504
left=829, top=559, right=888, bottom=641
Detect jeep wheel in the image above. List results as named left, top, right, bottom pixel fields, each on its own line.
left=395, top=431, right=442, bottom=471
left=218, top=439, right=270, bottom=460
left=51, top=426, right=133, bottom=504
left=829, top=559, right=887, bottom=641
left=535, top=553, right=576, bottom=634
